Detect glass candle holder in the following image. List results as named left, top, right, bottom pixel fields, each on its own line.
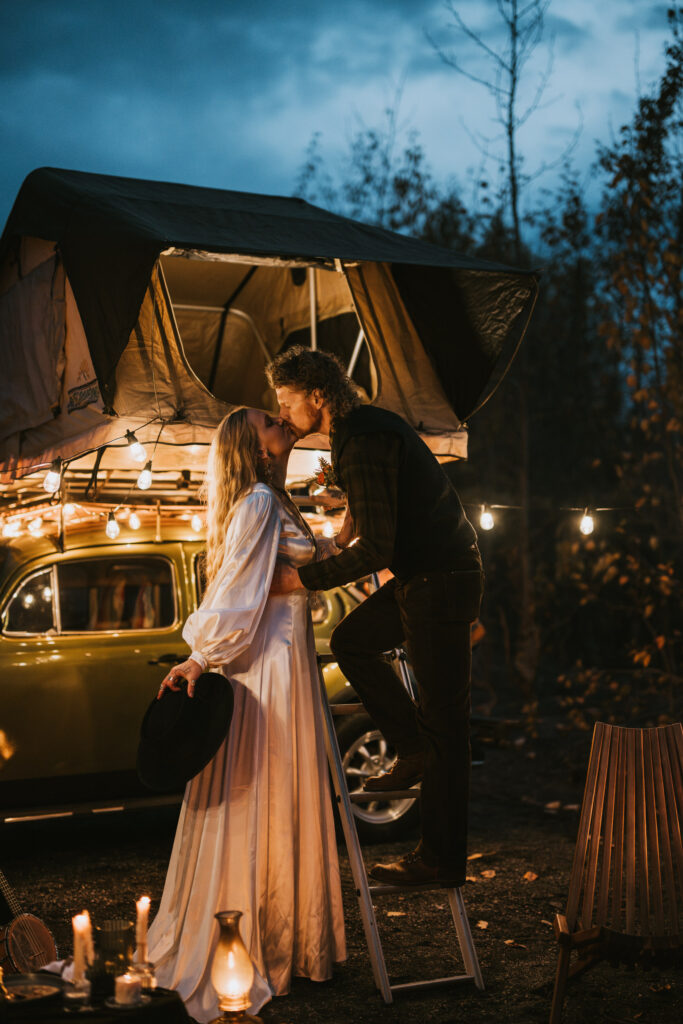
left=62, top=976, right=92, bottom=1013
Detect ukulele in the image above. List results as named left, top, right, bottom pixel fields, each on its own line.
left=0, top=868, right=56, bottom=973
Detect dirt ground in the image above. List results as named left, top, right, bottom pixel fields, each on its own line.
left=3, top=727, right=682, bottom=1024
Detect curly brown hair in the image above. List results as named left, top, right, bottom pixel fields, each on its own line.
left=266, top=346, right=362, bottom=424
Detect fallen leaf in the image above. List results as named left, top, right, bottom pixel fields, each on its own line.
left=467, top=852, right=483, bottom=861
left=562, top=804, right=580, bottom=812
left=504, top=939, right=528, bottom=949
left=386, top=911, right=405, bottom=918
left=465, top=876, right=477, bottom=883
left=523, top=871, right=538, bottom=882
left=541, top=920, right=553, bottom=927
left=544, top=800, right=561, bottom=812
left=467, top=850, right=497, bottom=860
left=480, top=869, right=496, bottom=879
left=476, top=920, right=489, bottom=930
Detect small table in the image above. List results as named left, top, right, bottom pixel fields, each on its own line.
left=2, top=986, right=192, bottom=1024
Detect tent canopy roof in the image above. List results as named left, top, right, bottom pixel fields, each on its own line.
left=1, top=166, right=532, bottom=272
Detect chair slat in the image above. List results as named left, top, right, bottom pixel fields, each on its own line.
left=662, top=727, right=683, bottom=896
left=611, top=727, right=627, bottom=933
left=581, top=724, right=612, bottom=929
left=625, top=729, right=637, bottom=933
left=652, top=729, right=677, bottom=936
left=635, top=731, right=651, bottom=933
left=596, top=726, right=620, bottom=928
left=643, top=730, right=663, bottom=934
left=567, top=723, right=606, bottom=928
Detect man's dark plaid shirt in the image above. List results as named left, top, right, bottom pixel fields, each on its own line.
left=298, top=432, right=401, bottom=592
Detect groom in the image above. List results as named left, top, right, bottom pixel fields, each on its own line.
left=267, top=346, right=483, bottom=887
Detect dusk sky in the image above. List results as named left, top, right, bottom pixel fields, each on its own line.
left=0, top=1, right=671, bottom=232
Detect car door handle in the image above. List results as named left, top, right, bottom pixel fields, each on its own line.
left=148, top=653, right=184, bottom=666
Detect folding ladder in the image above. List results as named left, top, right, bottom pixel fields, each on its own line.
left=317, top=652, right=484, bottom=1002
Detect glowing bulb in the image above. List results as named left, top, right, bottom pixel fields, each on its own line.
left=2, top=521, right=20, bottom=538
left=129, top=512, right=141, bottom=530
left=191, top=514, right=203, bottom=533
left=189, top=444, right=201, bottom=455
left=580, top=512, right=594, bottom=536
left=126, top=430, right=147, bottom=464
left=479, top=506, right=494, bottom=531
left=28, top=517, right=43, bottom=536
left=106, top=511, right=120, bottom=539
left=42, top=587, right=52, bottom=601
left=137, top=461, right=153, bottom=491
left=43, top=458, right=62, bottom=493
left=63, top=503, right=76, bottom=518
left=322, top=521, right=335, bottom=538
left=23, top=593, right=35, bottom=608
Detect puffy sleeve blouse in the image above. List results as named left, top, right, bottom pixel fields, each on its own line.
left=183, top=483, right=281, bottom=671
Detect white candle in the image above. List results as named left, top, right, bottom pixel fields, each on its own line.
left=72, top=914, right=89, bottom=983
left=115, top=973, right=142, bottom=1005
left=81, top=910, right=94, bottom=967
left=136, top=896, right=150, bottom=958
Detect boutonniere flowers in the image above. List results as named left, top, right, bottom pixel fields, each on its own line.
left=316, top=457, right=338, bottom=489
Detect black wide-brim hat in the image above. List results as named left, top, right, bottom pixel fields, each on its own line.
left=137, top=672, right=234, bottom=792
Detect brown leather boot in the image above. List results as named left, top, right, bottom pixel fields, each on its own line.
left=363, top=751, right=424, bottom=792
left=369, top=848, right=465, bottom=888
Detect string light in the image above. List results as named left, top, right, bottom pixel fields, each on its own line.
left=105, top=511, right=120, bottom=539
left=580, top=510, right=595, bottom=536
left=126, top=430, right=147, bottom=464
left=2, top=521, right=20, bottom=538
left=191, top=513, right=203, bottom=533
left=43, top=458, right=62, bottom=493
left=129, top=511, right=141, bottom=530
left=137, top=461, right=153, bottom=491
left=479, top=505, right=495, bottom=531
left=322, top=521, right=335, bottom=538
left=63, top=503, right=76, bottom=518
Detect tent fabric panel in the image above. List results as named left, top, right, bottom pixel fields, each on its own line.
left=344, top=262, right=464, bottom=435
left=391, top=263, right=539, bottom=422
left=59, top=226, right=160, bottom=410
left=0, top=254, right=66, bottom=441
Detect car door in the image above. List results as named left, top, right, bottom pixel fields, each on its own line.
left=0, top=546, right=189, bottom=784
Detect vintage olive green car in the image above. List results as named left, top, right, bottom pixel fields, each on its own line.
left=0, top=518, right=418, bottom=840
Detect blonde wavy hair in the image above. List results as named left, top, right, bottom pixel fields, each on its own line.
left=202, top=408, right=270, bottom=587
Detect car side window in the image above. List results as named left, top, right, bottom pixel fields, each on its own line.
left=4, top=568, right=55, bottom=634
left=194, top=551, right=207, bottom=604
left=58, top=557, right=176, bottom=632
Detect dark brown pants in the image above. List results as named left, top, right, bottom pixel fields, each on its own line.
left=330, top=569, right=483, bottom=873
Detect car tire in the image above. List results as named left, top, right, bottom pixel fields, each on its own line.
left=334, top=711, right=420, bottom=844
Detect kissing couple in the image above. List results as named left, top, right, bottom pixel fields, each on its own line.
left=147, top=346, right=483, bottom=1021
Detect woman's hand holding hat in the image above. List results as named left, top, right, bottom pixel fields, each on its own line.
left=158, top=658, right=203, bottom=699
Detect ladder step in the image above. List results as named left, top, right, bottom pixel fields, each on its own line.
left=349, top=790, right=420, bottom=802
left=390, top=974, right=473, bottom=993
left=369, top=882, right=463, bottom=895
left=330, top=702, right=364, bottom=714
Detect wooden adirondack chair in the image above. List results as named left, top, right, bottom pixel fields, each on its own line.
left=550, top=722, right=683, bottom=1024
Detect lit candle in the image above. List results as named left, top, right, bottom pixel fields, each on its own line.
left=82, top=910, right=95, bottom=967
left=72, top=914, right=89, bottom=983
left=115, top=973, right=142, bottom=1005
left=136, top=896, right=150, bottom=961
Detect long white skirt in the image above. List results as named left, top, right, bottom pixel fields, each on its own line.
left=146, top=593, right=346, bottom=1022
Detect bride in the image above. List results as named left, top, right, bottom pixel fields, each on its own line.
left=147, top=407, right=346, bottom=1021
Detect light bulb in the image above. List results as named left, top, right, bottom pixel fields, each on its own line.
left=28, top=517, right=43, bottom=536
left=43, top=458, right=62, bottom=493
left=129, top=512, right=141, bottom=530
left=2, top=521, right=20, bottom=538
left=106, top=511, right=120, bottom=539
left=479, top=506, right=494, bottom=531
left=126, top=430, right=147, bottom=464
left=580, top=512, right=594, bottom=536
left=191, top=514, right=203, bottom=533
left=322, top=520, right=335, bottom=538
left=137, top=461, right=153, bottom=490
left=63, top=503, right=76, bottom=518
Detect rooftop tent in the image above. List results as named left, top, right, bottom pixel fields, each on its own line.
left=0, top=167, right=538, bottom=480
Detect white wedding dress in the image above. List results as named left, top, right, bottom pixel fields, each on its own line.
left=146, top=483, right=346, bottom=1022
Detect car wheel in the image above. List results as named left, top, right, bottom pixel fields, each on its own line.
left=334, top=712, right=420, bottom=844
